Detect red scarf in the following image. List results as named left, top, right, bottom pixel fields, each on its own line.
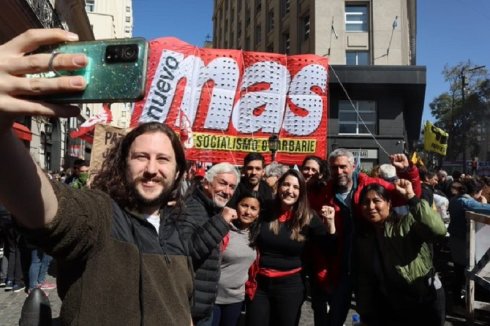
left=278, top=210, right=293, bottom=223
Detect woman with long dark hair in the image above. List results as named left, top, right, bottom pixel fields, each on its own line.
left=300, top=155, right=331, bottom=325
left=212, top=192, right=261, bottom=326
left=355, top=180, right=447, bottom=326
left=245, top=169, right=336, bottom=326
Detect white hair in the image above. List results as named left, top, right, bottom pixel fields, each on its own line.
left=265, top=162, right=286, bottom=178
left=328, top=148, right=355, bottom=165
left=204, top=162, right=240, bottom=183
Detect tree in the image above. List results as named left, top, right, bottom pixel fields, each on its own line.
left=429, top=61, right=489, bottom=162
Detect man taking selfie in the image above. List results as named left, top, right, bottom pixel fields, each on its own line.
left=0, top=29, right=194, bottom=325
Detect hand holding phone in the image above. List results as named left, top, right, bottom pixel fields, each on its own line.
left=0, top=29, right=86, bottom=130
left=38, top=37, right=148, bottom=103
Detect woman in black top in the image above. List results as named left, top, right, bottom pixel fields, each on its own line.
left=246, top=169, right=336, bottom=326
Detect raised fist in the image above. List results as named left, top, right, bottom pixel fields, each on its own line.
left=222, top=207, right=238, bottom=223
left=389, top=153, right=409, bottom=170
left=394, top=179, right=415, bottom=200
left=320, top=205, right=336, bottom=234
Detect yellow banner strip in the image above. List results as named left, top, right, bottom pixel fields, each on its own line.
left=192, top=133, right=317, bottom=154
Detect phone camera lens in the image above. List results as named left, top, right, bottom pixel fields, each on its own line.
left=122, top=46, right=137, bottom=60
left=105, top=44, right=138, bottom=63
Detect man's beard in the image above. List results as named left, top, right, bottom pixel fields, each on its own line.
left=336, top=174, right=352, bottom=191
left=213, top=192, right=229, bottom=208
left=247, top=176, right=260, bottom=187
left=128, top=178, right=171, bottom=209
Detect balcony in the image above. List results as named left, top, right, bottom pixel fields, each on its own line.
left=0, top=0, right=93, bottom=44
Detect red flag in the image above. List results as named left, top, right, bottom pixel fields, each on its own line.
left=70, top=103, right=112, bottom=143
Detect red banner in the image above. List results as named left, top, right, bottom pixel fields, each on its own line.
left=131, top=37, right=329, bottom=165
left=70, top=103, right=112, bottom=144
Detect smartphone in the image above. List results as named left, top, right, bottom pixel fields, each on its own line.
left=37, top=37, right=148, bottom=103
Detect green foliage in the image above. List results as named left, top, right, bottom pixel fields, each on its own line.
left=429, top=62, right=489, bottom=160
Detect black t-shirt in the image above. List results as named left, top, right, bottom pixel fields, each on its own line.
left=257, top=214, right=334, bottom=271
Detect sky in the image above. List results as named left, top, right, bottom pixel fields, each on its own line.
left=132, top=0, right=490, bottom=124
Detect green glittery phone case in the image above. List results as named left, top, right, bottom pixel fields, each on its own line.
left=44, top=37, right=148, bottom=103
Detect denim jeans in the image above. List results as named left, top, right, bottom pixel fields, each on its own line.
left=212, top=302, right=244, bottom=326
left=194, top=308, right=214, bottom=326
left=28, top=249, right=53, bottom=289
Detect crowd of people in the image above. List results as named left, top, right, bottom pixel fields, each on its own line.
left=0, top=156, right=90, bottom=296
left=1, top=29, right=490, bottom=326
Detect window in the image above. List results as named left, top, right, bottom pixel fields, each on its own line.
left=256, top=0, right=262, bottom=13
left=69, top=117, right=77, bottom=129
left=302, top=15, right=310, bottom=41
left=125, top=16, right=131, bottom=23
left=281, top=0, right=290, bottom=16
left=255, top=25, right=262, bottom=44
left=267, top=9, right=274, bottom=32
left=345, top=4, right=368, bottom=32
left=338, top=100, right=377, bottom=134
left=85, top=0, right=95, bottom=12
left=126, top=6, right=130, bottom=12
left=282, top=33, right=290, bottom=54
left=346, top=51, right=369, bottom=65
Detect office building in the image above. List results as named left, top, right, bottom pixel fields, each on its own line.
left=213, top=0, right=425, bottom=168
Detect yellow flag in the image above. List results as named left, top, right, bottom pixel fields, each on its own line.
left=410, top=151, right=425, bottom=166
left=423, top=121, right=448, bottom=156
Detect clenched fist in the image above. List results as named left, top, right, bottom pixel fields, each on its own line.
left=394, top=179, right=415, bottom=200
left=389, top=153, right=409, bottom=171
left=320, top=205, right=336, bottom=234
left=222, top=207, right=238, bottom=223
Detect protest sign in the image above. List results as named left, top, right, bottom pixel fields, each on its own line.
left=89, top=124, right=127, bottom=173
left=131, top=37, right=329, bottom=164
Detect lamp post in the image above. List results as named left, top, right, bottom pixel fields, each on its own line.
left=268, top=134, right=280, bottom=162
left=460, top=65, right=485, bottom=172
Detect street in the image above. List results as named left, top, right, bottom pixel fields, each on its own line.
left=0, top=239, right=488, bottom=326
left=0, top=273, right=487, bottom=326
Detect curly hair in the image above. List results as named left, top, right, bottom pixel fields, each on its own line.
left=91, top=122, right=187, bottom=212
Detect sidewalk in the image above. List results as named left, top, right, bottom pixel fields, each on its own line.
left=0, top=275, right=488, bottom=325
left=0, top=275, right=61, bottom=325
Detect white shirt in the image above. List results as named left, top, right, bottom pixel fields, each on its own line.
left=145, top=214, right=160, bottom=234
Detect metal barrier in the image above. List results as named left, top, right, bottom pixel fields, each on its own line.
left=466, top=211, right=490, bottom=324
